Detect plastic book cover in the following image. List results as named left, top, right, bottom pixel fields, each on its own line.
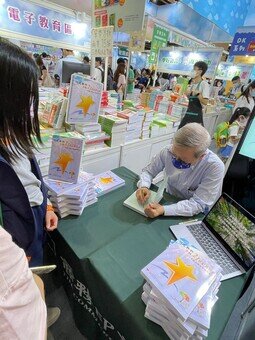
left=94, top=170, right=125, bottom=196
left=48, top=135, right=84, bottom=183
left=141, top=242, right=221, bottom=321
left=66, top=74, right=103, bottom=124
left=44, top=171, right=93, bottom=196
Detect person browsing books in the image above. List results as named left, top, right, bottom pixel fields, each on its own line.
left=0, top=39, right=58, bottom=266
left=179, top=61, right=210, bottom=128
left=136, top=123, right=225, bottom=218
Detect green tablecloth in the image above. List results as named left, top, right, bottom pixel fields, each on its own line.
left=51, top=167, right=245, bottom=340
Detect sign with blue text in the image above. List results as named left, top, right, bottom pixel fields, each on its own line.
left=215, top=62, right=253, bottom=82
left=157, top=48, right=223, bottom=78
left=229, top=26, right=255, bottom=57
left=0, top=0, right=90, bottom=48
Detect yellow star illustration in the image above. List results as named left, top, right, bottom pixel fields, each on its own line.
left=100, top=177, right=114, bottom=184
left=54, top=152, right=73, bottom=174
left=164, top=257, right=197, bottom=285
left=76, top=95, right=95, bottom=115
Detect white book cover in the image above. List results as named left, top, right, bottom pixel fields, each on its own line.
left=94, top=171, right=125, bottom=196
left=48, top=135, right=83, bottom=183
left=141, top=242, right=221, bottom=321
left=66, top=74, right=103, bottom=124
left=44, top=171, right=94, bottom=196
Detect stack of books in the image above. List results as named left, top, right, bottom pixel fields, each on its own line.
left=117, top=109, right=144, bottom=143
left=94, top=170, right=125, bottom=196
left=45, top=171, right=97, bottom=218
left=140, top=92, right=151, bottom=107
left=99, top=114, right=127, bottom=147
left=139, top=107, right=154, bottom=139
left=141, top=240, right=222, bottom=340
left=75, top=123, right=110, bottom=151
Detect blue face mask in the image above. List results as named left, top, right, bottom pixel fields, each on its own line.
left=172, top=156, right=191, bottom=169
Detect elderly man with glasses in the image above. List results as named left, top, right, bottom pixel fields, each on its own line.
left=136, top=123, right=225, bottom=218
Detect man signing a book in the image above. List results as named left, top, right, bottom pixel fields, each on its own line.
left=136, top=123, right=225, bottom=218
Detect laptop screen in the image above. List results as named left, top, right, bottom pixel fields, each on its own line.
left=204, top=194, right=255, bottom=269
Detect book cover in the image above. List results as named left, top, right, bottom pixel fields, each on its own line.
left=141, top=242, right=221, bottom=321
left=94, top=170, right=125, bottom=196
left=66, top=74, right=103, bottom=124
left=48, top=135, right=84, bottom=183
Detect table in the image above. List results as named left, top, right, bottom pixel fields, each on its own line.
left=50, top=167, right=245, bottom=340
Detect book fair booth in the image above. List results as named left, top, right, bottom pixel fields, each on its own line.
left=1, top=0, right=255, bottom=339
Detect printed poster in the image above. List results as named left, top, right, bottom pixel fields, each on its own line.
left=66, top=74, right=103, bottom=124
left=93, top=0, right=146, bottom=32
left=91, top=26, right=114, bottom=57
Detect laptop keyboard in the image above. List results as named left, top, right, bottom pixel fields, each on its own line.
left=187, top=223, right=239, bottom=275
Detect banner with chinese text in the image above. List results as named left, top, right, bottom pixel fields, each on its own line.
left=229, top=26, right=255, bottom=57
left=215, top=62, right=253, bottom=82
left=91, top=26, right=114, bottom=57
left=0, top=0, right=90, bottom=48
left=149, top=24, right=169, bottom=64
left=157, top=48, right=223, bottom=78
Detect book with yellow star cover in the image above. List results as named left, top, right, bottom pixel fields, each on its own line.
left=66, top=73, right=103, bottom=124
left=94, top=170, right=125, bottom=196
left=141, top=242, right=222, bottom=321
left=48, top=135, right=84, bottom=183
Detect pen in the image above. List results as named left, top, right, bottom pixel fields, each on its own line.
left=179, top=219, right=199, bottom=225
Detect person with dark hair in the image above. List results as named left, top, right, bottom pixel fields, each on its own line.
left=113, top=63, right=126, bottom=95
left=94, top=57, right=104, bottom=83
left=35, top=55, right=47, bottom=84
left=41, top=52, right=47, bottom=59
left=217, top=107, right=251, bottom=161
left=179, top=60, right=210, bottom=128
left=54, top=48, right=82, bottom=84
left=230, top=75, right=243, bottom=97
left=83, top=55, right=90, bottom=64
left=233, top=81, right=255, bottom=113
left=212, top=79, right=225, bottom=97
left=136, top=68, right=151, bottom=92
left=0, top=38, right=58, bottom=265
left=117, top=57, right=125, bottom=65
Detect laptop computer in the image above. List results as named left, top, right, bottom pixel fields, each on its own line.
left=170, top=193, right=255, bottom=281
left=123, top=176, right=167, bottom=216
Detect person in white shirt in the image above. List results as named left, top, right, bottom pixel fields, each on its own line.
left=136, top=123, right=225, bottom=218
left=233, top=81, right=255, bottom=114
left=54, top=49, right=82, bottom=85
left=113, top=63, right=126, bottom=96
left=230, top=75, right=244, bottom=98
left=94, top=57, right=104, bottom=83
left=179, top=61, right=210, bottom=128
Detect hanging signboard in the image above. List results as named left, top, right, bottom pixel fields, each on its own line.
left=93, top=0, right=146, bottom=32
left=229, top=26, right=255, bottom=57
left=157, top=48, right=223, bottom=78
left=0, top=0, right=90, bottom=48
left=149, top=24, right=169, bottom=64
left=129, top=30, right=146, bottom=52
left=91, top=26, right=114, bottom=57
left=215, top=62, right=253, bottom=82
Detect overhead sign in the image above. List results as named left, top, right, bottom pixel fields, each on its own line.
left=93, top=0, right=146, bottom=32
left=229, top=26, right=255, bottom=56
left=0, top=0, right=90, bottom=48
left=215, top=62, right=253, bottom=82
left=149, top=24, right=169, bottom=64
left=91, top=26, right=114, bottom=57
left=157, top=48, right=223, bottom=78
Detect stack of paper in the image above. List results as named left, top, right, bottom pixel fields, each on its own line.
left=150, top=114, right=176, bottom=137
left=117, top=109, right=144, bottom=143
left=45, top=171, right=97, bottom=218
left=94, top=170, right=125, bottom=196
left=99, top=114, right=127, bottom=147
left=141, top=240, right=222, bottom=340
